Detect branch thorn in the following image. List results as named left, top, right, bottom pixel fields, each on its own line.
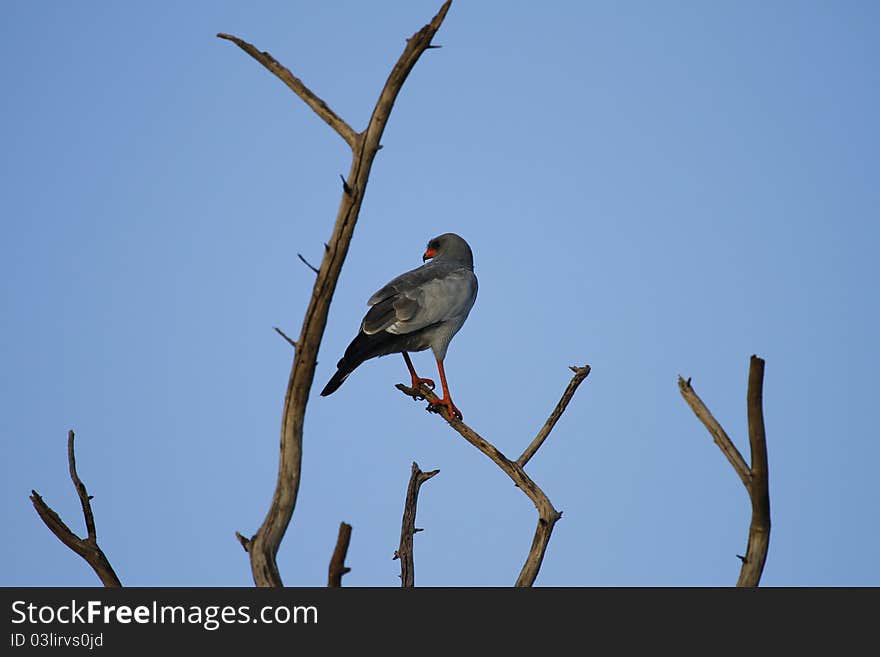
left=297, top=253, right=320, bottom=274
left=273, top=326, right=297, bottom=349
left=340, top=174, right=353, bottom=196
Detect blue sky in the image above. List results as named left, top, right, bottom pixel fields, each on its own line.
left=2, top=1, right=878, bottom=586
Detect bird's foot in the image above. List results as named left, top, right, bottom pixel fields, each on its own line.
left=410, top=376, right=435, bottom=399
left=428, top=396, right=463, bottom=421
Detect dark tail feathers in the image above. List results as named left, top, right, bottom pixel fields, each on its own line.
left=320, top=366, right=353, bottom=397
left=320, top=330, right=397, bottom=396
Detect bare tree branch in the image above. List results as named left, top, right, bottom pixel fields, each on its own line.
left=30, top=430, right=121, bottom=587
left=215, top=33, right=359, bottom=148
left=327, top=522, right=353, bottom=587
left=739, top=355, right=770, bottom=586
left=222, top=1, right=453, bottom=587
left=396, top=362, right=589, bottom=587
left=393, top=462, right=439, bottom=588
left=678, top=376, right=751, bottom=489
left=518, top=365, right=591, bottom=467
left=679, top=355, right=771, bottom=587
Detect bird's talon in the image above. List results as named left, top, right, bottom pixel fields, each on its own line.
left=426, top=398, right=462, bottom=421
left=411, top=377, right=435, bottom=391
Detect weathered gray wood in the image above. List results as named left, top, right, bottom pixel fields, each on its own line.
left=678, top=375, right=752, bottom=489
left=518, top=365, right=591, bottom=467
left=394, top=462, right=439, bottom=588
left=397, top=363, right=590, bottom=587
left=30, top=430, right=121, bottom=587
left=679, top=356, right=771, bottom=587
left=327, top=522, right=353, bottom=587
left=215, top=35, right=359, bottom=148
left=739, top=355, right=770, bottom=587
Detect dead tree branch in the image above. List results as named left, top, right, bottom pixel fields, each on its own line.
left=327, top=522, right=353, bottom=587
left=678, top=355, right=771, bottom=586
left=518, top=365, right=591, bottom=467
left=742, top=356, right=770, bottom=586
left=397, top=363, right=590, bottom=586
left=678, top=375, right=751, bottom=489
left=393, top=462, right=439, bottom=587
left=30, top=430, right=121, bottom=587
left=220, top=1, right=453, bottom=587
left=215, top=35, right=359, bottom=148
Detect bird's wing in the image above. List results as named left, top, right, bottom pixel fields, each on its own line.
left=361, top=263, right=477, bottom=336
left=366, top=262, right=449, bottom=307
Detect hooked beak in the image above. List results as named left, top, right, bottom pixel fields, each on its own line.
left=422, top=248, right=438, bottom=262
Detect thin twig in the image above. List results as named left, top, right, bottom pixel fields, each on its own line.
left=30, top=430, right=121, bottom=587
left=297, top=253, right=320, bottom=275
left=679, top=356, right=771, bottom=587
left=327, top=522, right=353, bottom=587
left=518, top=365, right=591, bottom=467
left=397, top=362, right=586, bottom=587
left=222, top=1, right=453, bottom=587
left=678, top=376, right=752, bottom=489
left=394, top=462, right=439, bottom=588
left=67, top=430, right=97, bottom=541
left=273, top=327, right=297, bottom=349
left=216, top=33, right=359, bottom=148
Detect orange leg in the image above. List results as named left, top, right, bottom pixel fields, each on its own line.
left=433, top=358, right=463, bottom=421
left=402, top=352, right=435, bottom=390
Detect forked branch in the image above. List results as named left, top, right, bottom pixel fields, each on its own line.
left=678, top=355, right=771, bottom=586
left=397, top=363, right=590, bottom=586
left=220, top=1, right=453, bottom=587
left=393, top=462, right=439, bottom=587
left=30, top=430, right=121, bottom=587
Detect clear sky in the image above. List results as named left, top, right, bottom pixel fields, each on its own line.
left=2, top=1, right=878, bottom=587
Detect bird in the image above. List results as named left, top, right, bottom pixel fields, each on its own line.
left=320, top=232, right=478, bottom=420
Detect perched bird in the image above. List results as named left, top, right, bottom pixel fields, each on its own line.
left=320, top=233, right=478, bottom=420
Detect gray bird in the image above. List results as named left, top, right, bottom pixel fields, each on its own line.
left=320, top=233, right=478, bottom=420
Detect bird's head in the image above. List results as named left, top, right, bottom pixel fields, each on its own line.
left=422, top=233, right=474, bottom=268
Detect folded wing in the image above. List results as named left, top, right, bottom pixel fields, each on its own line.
left=362, top=263, right=477, bottom=336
